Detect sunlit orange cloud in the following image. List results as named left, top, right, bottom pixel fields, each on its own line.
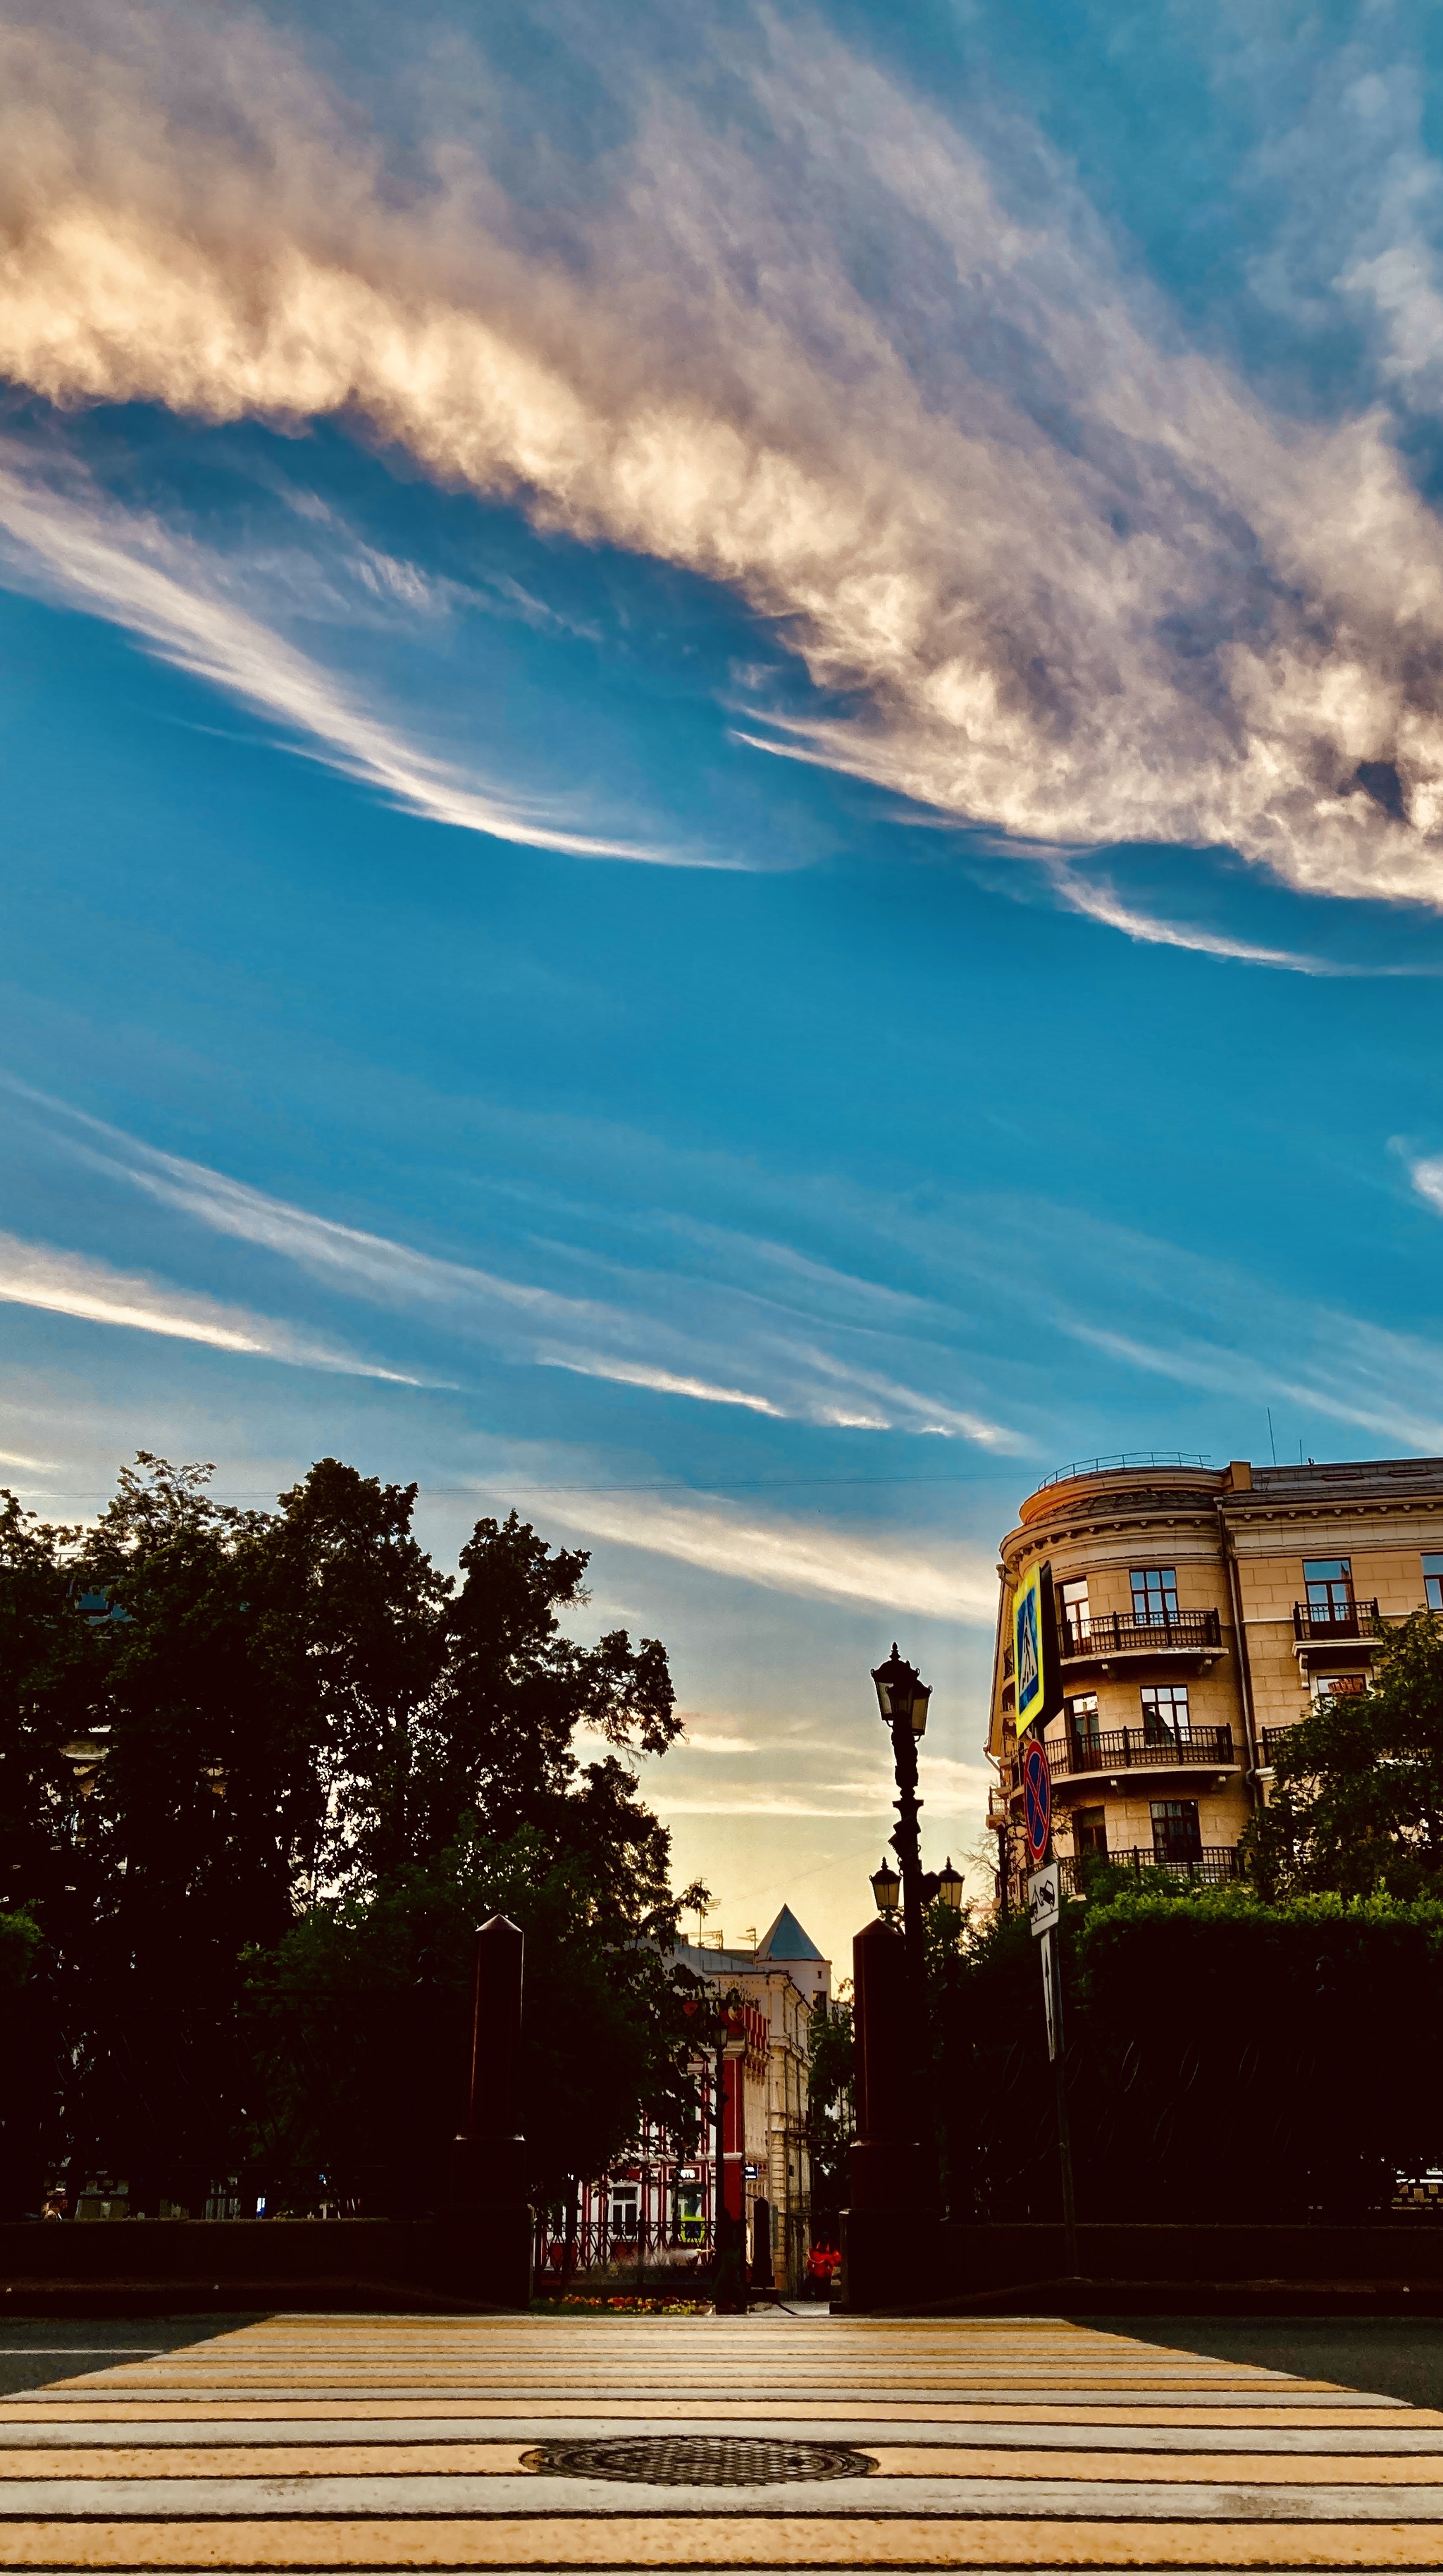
left=4, top=5, right=1443, bottom=900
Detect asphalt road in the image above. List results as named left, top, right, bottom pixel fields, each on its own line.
left=1101, top=2315, right=1443, bottom=2412
left=0, top=2317, right=255, bottom=2396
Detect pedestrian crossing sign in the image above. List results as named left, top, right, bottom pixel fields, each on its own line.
left=1012, top=1559, right=1060, bottom=1738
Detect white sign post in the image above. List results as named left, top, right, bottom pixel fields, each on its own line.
left=1029, top=1864, right=1061, bottom=2062
left=1027, top=1860, right=1077, bottom=2268
left=1027, top=1861, right=1059, bottom=1939
left=1040, top=1928, right=1058, bottom=2062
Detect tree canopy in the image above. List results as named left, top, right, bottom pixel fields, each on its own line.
left=0, top=1455, right=702, bottom=2214
left=1246, top=1610, right=1443, bottom=1899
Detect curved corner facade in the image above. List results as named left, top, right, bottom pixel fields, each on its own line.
left=986, top=1453, right=1443, bottom=1909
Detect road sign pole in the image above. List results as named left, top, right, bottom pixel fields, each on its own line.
left=1024, top=1736, right=1078, bottom=2278
left=1044, top=1924, right=1079, bottom=2276
left=1039, top=1920, right=1058, bottom=2059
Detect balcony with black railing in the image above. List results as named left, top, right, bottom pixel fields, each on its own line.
left=1292, top=1598, right=1382, bottom=1642
left=1059, top=1844, right=1240, bottom=1893
left=1060, top=1607, right=1222, bottom=1662
left=1261, top=1725, right=1296, bottom=1765
left=1051, top=1723, right=1235, bottom=1780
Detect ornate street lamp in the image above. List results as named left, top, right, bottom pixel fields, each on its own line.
left=936, top=1856, right=965, bottom=1914
left=855, top=1646, right=945, bottom=2248
left=870, top=1644, right=933, bottom=1998
left=871, top=1645, right=931, bottom=1736
left=869, top=1856, right=901, bottom=1918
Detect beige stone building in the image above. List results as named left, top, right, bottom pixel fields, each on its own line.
left=987, top=1452, right=1443, bottom=1909
left=669, top=1906, right=828, bottom=2288
left=547, top=1904, right=828, bottom=2291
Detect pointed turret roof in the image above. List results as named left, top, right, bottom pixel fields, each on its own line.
left=755, top=1904, right=824, bottom=1961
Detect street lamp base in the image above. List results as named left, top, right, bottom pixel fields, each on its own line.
left=836, top=2202, right=941, bottom=2312
left=450, top=2136, right=532, bottom=2309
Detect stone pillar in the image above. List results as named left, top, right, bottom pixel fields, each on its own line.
left=838, top=1918, right=924, bottom=2310
left=450, top=1916, right=532, bottom=2308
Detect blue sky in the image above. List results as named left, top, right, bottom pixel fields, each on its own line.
left=4, top=0, right=1443, bottom=1967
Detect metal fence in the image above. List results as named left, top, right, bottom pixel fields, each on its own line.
left=532, top=2215, right=715, bottom=2282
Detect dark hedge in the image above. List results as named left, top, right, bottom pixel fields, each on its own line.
left=931, top=1889, right=1443, bottom=2223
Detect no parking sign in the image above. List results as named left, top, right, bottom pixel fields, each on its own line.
left=1022, top=1736, right=1051, bottom=1866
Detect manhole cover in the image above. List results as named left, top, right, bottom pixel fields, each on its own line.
left=523, top=2435, right=872, bottom=2486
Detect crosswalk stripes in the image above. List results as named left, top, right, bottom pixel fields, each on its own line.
left=1, top=2310, right=1441, bottom=2567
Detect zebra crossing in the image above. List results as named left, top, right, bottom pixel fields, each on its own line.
left=0, top=2310, right=1440, bottom=2567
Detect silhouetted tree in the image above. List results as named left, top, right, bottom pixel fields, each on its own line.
left=0, top=1454, right=696, bottom=2210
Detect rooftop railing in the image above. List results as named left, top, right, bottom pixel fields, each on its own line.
left=1034, top=1451, right=1212, bottom=1490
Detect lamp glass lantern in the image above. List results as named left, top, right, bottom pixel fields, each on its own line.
left=936, top=1855, right=966, bottom=1913
left=871, top=1643, right=931, bottom=1736
left=869, top=1855, right=902, bottom=1918
left=60, top=1738, right=110, bottom=1801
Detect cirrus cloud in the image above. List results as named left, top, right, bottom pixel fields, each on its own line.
left=0, top=6, right=1442, bottom=907
left=0, top=1228, right=418, bottom=1381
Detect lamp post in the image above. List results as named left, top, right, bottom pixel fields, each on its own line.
left=870, top=1643, right=932, bottom=2002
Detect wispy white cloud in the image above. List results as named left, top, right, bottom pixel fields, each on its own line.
left=677, top=1724, right=767, bottom=1754
left=651, top=1744, right=994, bottom=1814
left=7, top=1079, right=1022, bottom=1448
left=652, top=1787, right=887, bottom=1817
left=1065, top=1314, right=1443, bottom=1455
left=0, top=1228, right=417, bottom=1381
left=0, top=454, right=688, bottom=863
left=542, top=1355, right=785, bottom=1416
left=1043, top=870, right=1344, bottom=973
left=4, top=8, right=1443, bottom=906
left=1046, top=864, right=1443, bottom=974
left=512, top=1481, right=998, bottom=1620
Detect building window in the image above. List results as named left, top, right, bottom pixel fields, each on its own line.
left=609, top=2185, right=640, bottom=2239
left=1074, top=1804, right=1108, bottom=1856
left=1057, top=1575, right=1089, bottom=1647
left=1425, top=1553, right=1443, bottom=1611
left=1131, top=1566, right=1179, bottom=1625
left=1303, top=1558, right=1353, bottom=1622
left=1141, top=1682, right=1191, bottom=1743
left=1151, top=1799, right=1202, bottom=1863
left=1315, top=1672, right=1368, bottom=1703
left=1065, top=1692, right=1101, bottom=1743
